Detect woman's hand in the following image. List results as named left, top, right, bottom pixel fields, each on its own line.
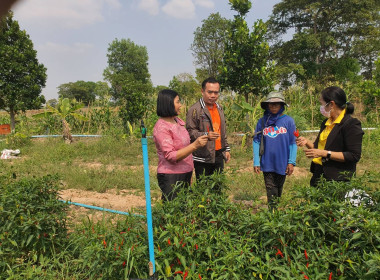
left=304, top=148, right=325, bottom=159
left=254, top=166, right=261, bottom=174
left=194, top=135, right=208, bottom=149
left=296, top=136, right=308, bottom=147
left=286, top=164, right=294, bottom=175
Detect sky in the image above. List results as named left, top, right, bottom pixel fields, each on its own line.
left=12, top=0, right=281, bottom=101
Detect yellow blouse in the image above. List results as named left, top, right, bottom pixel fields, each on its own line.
left=313, top=109, right=346, bottom=165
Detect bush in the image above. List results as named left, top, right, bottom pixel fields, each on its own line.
left=0, top=175, right=68, bottom=276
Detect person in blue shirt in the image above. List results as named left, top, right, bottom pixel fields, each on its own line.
left=253, top=91, right=297, bottom=209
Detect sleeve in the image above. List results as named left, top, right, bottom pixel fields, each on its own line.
left=153, top=126, right=178, bottom=163
left=288, top=117, right=296, bottom=145
left=253, top=141, right=260, bottom=166
left=253, top=120, right=262, bottom=166
left=222, top=109, right=230, bottom=152
left=186, top=105, right=204, bottom=143
left=342, top=118, right=364, bottom=163
left=288, top=143, right=297, bottom=165
left=253, top=118, right=263, bottom=143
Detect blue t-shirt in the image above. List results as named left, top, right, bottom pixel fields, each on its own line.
left=253, top=114, right=297, bottom=175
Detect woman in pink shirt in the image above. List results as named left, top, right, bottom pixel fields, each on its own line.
left=153, top=89, right=208, bottom=201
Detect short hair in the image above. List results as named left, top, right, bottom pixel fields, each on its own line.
left=202, top=77, right=220, bottom=90
left=156, top=89, right=179, bottom=117
left=321, top=86, right=354, bottom=114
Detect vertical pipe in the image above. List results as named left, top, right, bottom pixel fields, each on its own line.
left=141, top=122, right=155, bottom=274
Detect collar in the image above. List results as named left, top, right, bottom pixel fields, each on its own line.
left=325, top=108, right=346, bottom=126
left=200, top=98, right=220, bottom=109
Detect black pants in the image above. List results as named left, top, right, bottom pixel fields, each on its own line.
left=194, top=150, right=225, bottom=179
left=194, top=150, right=225, bottom=192
left=157, top=172, right=192, bottom=201
left=263, top=172, right=286, bottom=209
left=310, top=163, right=324, bottom=187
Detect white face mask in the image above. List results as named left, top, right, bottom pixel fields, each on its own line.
left=320, top=102, right=331, bottom=118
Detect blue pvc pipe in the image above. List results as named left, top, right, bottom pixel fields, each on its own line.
left=59, top=200, right=144, bottom=218
left=31, top=134, right=102, bottom=138
left=141, top=137, right=155, bottom=273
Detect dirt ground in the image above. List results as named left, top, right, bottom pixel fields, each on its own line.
left=59, top=166, right=308, bottom=221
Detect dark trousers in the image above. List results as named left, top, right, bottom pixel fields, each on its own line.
left=310, top=163, right=324, bottom=187
left=263, top=172, right=286, bottom=209
left=157, top=172, right=192, bottom=201
left=194, top=150, right=225, bottom=179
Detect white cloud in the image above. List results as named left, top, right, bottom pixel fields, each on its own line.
left=138, top=0, right=160, bottom=15
left=13, top=0, right=121, bottom=28
left=194, top=0, right=214, bottom=8
left=39, top=42, right=94, bottom=54
left=162, top=0, right=195, bottom=19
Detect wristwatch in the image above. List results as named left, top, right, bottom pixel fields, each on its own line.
left=326, top=151, right=332, bottom=161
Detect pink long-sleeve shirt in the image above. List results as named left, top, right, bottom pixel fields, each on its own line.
left=153, top=117, right=194, bottom=174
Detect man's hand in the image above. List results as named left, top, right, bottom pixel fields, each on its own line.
left=208, top=131, right=219, bottom=140
left=286, top=164, right=294, bottom=175
left=254, top=166, right=261, bottom=174
left=224, top=151, right=231, bottom=163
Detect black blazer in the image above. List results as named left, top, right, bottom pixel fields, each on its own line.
left=310, top=114, right=364, bottom=181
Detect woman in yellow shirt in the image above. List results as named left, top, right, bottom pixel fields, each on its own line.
left=296, top=86, right=364, bottom=186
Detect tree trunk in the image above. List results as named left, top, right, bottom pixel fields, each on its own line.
left=9, top=108, right=16, bottom=132
left=62, top=119, right=73, bottom=144
left=244, top=92, right=249, bottom=103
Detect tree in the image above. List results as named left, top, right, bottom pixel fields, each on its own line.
left=0, top=11, right=46, bottom=131
left=267, top=0, right=380, bottom=85
left=168, top=73, right=199, bottom=106
left=33, top=98, right=87, bottom=143
left=57, top=81, right=98, bottom=105
left=219, top=0, right=274, bottom=102
left=103, top=38, right=152, bottom=128
left=190, top=13, right=230, bottom=79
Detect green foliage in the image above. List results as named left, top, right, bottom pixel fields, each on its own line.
left=190, top=13, right=230, bottom=78
left=359, top=80, right=380, bottom=124
left=103, top=38, right=153, bottom=127
left=0, top=11, right=47, bottom=131
left=0, top=175, right=68, bottom=275
left=57, top=80, right=108, bottom=106
left=220, top=1, right=274, bottom=102
left=5, top=132, right=31, bottom=148
left=268, top=0, right=380, bottom=85
left=168, top=73, right=199, bottom=107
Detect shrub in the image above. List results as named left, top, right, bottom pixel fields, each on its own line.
left=0, top=175, right=68, bottom=275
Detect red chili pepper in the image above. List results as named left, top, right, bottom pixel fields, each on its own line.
left=174, top=271, right=183, bottom=274
left=183, top=271, right=188, bottom=280
left=198, top=274, right=202, bottom=280
left=168, top=238, right=171, bottom=245
left=195, top=244, right=198, bottom=250
left=182, top=243, right=186, bottom=247
left=293, top=129, right=300, bottom=138
left=304, top=249, right=308, bottom=260
left=329, top=272, right=333, bottom=280
left=122, top=261, right=126, bottom=267
left=276, top=249, right=284, bottom=258
left=177, top=258, right=181, bottom=265
left=306, top=262, right=309, bottom=268
left=103, top=240, right=107, bottom=248
left=304, top=275, right=309, bottom=279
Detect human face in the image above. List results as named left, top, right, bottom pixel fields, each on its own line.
left=268, top=102, right=282, bottom=114
left=173, top=95, right=182, bottom=115
left=202, top=82, right=220, bottom=106
left=319, top=96, right=332, bottom=118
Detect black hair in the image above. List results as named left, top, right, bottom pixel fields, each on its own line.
left=321, top=86, right=354, bottom=115
left=156, top=89, right=178, bottom=117
left=202, top=77, right=220, bottom=90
